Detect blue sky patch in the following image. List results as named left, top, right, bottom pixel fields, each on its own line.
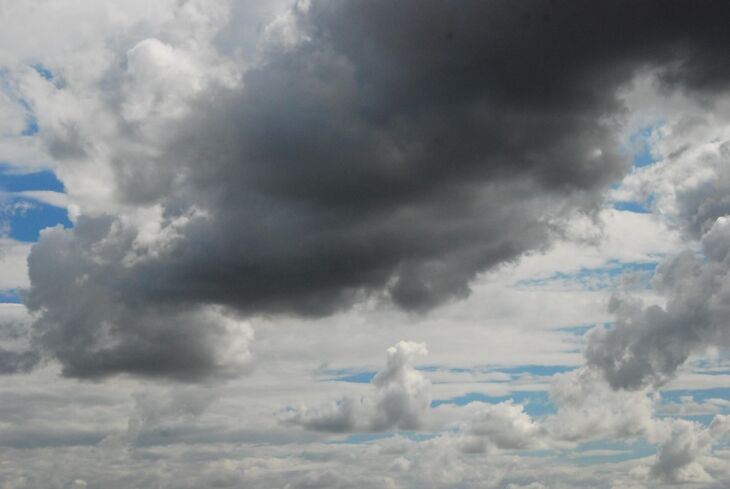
left=1, top=196, right=71, bottom=242
left=612, top=193, right=655, bottom=214
left=493, top=365, right=576, bottom=377
left=558, top=323, right=606, bottom=336
left=21, top=116, right=39, bottom=136
left=660, top=387, right=730, bottom=404
left=657, top=413, right=719, bottom=426
left=327, top=371, right=376, bottom=383
left=516, top=260, right=658, bottom=291
left=1, top=166, right=70, bottom=241
left=566, top=439, right=655, bottom=465
left=0, top=289, right=22, bottom=304
left=432, top=390, right=556, bottom=417
left=0, top=165, right=65, bottom=193
left=629, top=123, right=664, bottom=167
left=327, top=364, right=577, bottom=385
left=613, top=200, right=651, bottom=213
left=33, top=64, right=53, bottom=81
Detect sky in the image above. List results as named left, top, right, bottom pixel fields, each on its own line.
left=1, top=1, right=730, bottom=488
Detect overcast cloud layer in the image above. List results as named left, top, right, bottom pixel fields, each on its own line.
left=1, top=1, right=730, bottom=488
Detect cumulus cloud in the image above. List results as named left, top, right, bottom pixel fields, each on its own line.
left=545, top=368, right=656, bottom=442
left=458, top=401, right=543, bottom=453
left=650, top=418, right=719, bottom=484
left=282, top=341, right=430, bottom=432
left=10, top=0, right=730, bottom=379
left=585, top=86, right=730, bottom=391
left=586, top=215, right=730, bottom=390
left=370, top=341, right=432, bottom=431
left=25, top=222, right=254, bottom=380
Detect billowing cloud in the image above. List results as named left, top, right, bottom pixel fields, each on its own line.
left=586, top=198, right=730, bottom=390
left=282, top=341, right=431, bottom=432
left=545, top=368, right=656, bottom=442
left=12, top=0, right=730, bottom=379
left=26, top=221, right=254, bottom=380
left=650, top=416, right=730, bottom=484
left=584, top=80, right=730, bottom=389
left=458, top=401, right=543, bottom=453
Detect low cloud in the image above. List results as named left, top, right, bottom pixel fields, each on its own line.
left=282, top=341, right=431, bottom=432
left=586, top=216, right=730, bottom=390
left=650, top=416, right=730, bottom=484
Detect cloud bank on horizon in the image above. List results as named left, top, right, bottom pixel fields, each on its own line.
left=1, top=1, right=730, bottom=487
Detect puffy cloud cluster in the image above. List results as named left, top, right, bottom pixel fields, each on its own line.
left=26, top=220, right=254, bottom=380
left=650, top=416, right=730, bottom=484
left=586, top=208, right=730, bottom=391
left=545, top=368, right=656, bottom=442
left=587, top=83, right=730, bottom=390
left=458, top=401, right=543, bottom=453
left=282, top=341, right=431, bottom=432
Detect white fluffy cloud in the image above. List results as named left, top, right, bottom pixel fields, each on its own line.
left=458, top=401, right=543, bottom=453
left=545, top=368, right=656, bottom=443
left=282, top=341, right=431, bottom=432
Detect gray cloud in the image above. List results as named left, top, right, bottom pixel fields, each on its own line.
left=23, top=0, right=730, bottom=380
left=26, top=221, right=254, bottom=381
left=675, top=141, right=730, bottom=239
left=582, top=85, right=730, bottom=392
left=0, top=309, right=40, bottom=374
left=585, top=217, right=730, bottom=389
left=649, top=418, right=727, bottom=484
left=0, top=348, right=39, bottom=374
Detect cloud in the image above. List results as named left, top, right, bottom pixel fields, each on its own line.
left=11, top=0, right=730, bottom=383
left=650, top=419, right=715, bottom=484
left=0, top=348, right=39, bottom=374
left=99, top=385, right=221, bottom=456
left=25, top=222, right=254, bottom=380
left=0, top=304, right=39, bottom=374
left=545, top=368, right=656, bottom=442
left=458, top=401, right=543, bottom=452
left=507, top=484, right=548, bottom=489
left=585, top=89, right=730, bottom=391
left=370, top=341, right=432, bottom=431
left=282, top=341, right=430, bottom=432
left=586, top=214, right=730, bottom=390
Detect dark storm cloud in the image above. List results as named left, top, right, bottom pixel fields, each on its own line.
left=24, top=0, right=730, bottom=379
